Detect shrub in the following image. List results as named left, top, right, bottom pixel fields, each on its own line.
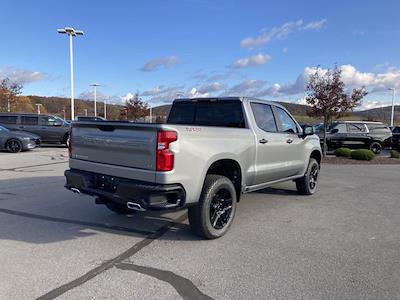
left=390, top=150, right=400, bottom=159
left=335, top=147, right=352, bottom=157
left=350, top=149, right=375, bottom=161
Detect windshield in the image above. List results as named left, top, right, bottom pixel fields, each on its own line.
left=0, top=125, right=10, bottom=132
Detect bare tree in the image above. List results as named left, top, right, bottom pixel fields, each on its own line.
left=0, top=78, right=23, bottom=112
left=122, top=92, right=148, bottom=121
left=306, top=66, right=367, bottom=156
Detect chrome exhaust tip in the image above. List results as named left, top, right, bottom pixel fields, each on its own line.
left=71, top=187, right=81, bottom=194
left=126, top=201, right=146, bottom=212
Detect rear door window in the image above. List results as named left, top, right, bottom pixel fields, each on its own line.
left=0, top=115, right=18, bottom=124
left=21, top=116, right=38, bottom=125
left=347, top=123, right=366, bottom=133
left=40, top=116, right=57, bottom=126
left=250, top=103, right=277, bottom=132
left=275, top=107, right=298, bottom=133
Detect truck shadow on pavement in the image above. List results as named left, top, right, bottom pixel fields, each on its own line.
left=0, top=176, right=194, bottom=244
left=0, top=176, right=302, bottom=245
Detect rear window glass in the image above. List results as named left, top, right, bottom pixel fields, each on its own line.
left=167, top=100, right=245, bottom=128
left=0, top=115, right=18, bottom=124
left=21, top=116, right=38, bottom=125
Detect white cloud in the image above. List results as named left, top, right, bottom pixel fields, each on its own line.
left=197, top=82, right=224, bottom=94
left=229, top=54, right=271, bottom=69
left=120, top=92, right=136, bottom=102
left=0, top=67, right=45, bottom=84
left=187, top=87, right=209, bottom=98
left=140, top=56, right=178, bottom=72
left=282, top=47, right=288, bottom=53
left=79, top=90, right=108, bottom=101
left=223, top=79, right=267, bottom=96
left=240, top=19, right=327, bottom=49
left=140, top=85, right=184, bottom=102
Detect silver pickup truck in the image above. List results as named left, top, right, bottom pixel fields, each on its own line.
left=65, top=97, right=322, bottom=239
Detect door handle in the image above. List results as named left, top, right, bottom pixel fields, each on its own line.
left=259, top=138, right=268, bottom=144
left=286, top=138, right=293, bottom=144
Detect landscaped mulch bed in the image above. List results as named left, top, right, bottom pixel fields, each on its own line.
left=323, top=156, right=400, bottom=165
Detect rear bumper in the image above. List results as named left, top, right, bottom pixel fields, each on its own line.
left=64, top=169, right=186, bottom=211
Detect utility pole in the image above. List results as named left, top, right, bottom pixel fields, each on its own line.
left=104, top=99, right=107, bottom=119
left=35, top=103, right=42, bottom=114
left=389, top=88, right=396, bottom=127
left=90, top=83, right=101, bottom=117
left=57, top=27, right=84, bottom=120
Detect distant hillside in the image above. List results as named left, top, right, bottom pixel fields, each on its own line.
left=354, top=105, right=400, bottom=123
left=24, top=95, right=124, bottom=120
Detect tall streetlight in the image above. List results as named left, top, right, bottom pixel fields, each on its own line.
left=57, top=27, right=84, bottom=120
left=389, top=88, right=396, bottom=127
left=104, top=98, right=107, bottom=119
left=35, top=103, right=42, bottom=115
left=90, top=83, right=101, bottom=117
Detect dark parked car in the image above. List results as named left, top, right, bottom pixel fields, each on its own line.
left=0, top=113, right=70, bottom=144
left=0, top=125, right=40, bottom=153
left=392, top=126, right=400, bottom=149
left=326, top=121, right=392, bottom=154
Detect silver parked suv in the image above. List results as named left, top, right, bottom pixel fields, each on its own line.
left=65, top=97, right=322, bottom=239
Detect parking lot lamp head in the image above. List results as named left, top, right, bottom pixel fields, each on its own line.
left=57, top=27, right=84, bottom=121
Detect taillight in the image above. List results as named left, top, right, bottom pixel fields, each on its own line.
left=156, top=130, right=177, bottom=171
left=67, top=127, right=72, bottom=158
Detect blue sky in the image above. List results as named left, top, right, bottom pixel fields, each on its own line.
left=1, top=0, right=400, bottom=109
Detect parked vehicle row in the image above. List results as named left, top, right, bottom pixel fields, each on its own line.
left=392, top=126, right=400, bottom=149
left=314, top=121, right=393, bottom=154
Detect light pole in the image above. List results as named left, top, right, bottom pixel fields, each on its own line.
left=35, top=103, right=42, bottom=114
left=104, top=98, right=107, bottom=119
left=389, top=88, right=396, bottom=127
left=84, top=109, right=88, bottom=116
left=90, top=83, right=101, bottom=117
left=57, top=27, right=84, bottom=121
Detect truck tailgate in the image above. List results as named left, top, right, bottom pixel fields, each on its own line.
left=71, top=122, right=157, bottom=170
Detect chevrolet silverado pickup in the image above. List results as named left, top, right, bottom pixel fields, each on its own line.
left=65, top=97, right=322, bottom=239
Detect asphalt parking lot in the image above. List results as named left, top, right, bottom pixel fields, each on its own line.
left=0, top=147, right=399, bottom=300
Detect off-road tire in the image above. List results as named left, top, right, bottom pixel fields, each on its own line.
left=188, top=175, right=237, bottom=239
left=296, top=158, right=319, bottom=195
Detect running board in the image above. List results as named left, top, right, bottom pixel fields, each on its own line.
left=243, top=174, right=304, bottom=193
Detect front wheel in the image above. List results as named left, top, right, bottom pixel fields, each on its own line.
left=5, top=139, right=23, bottom=153
left=188, top=175, right=237, bottom=239
left=296, top=158, right=319, bottom=195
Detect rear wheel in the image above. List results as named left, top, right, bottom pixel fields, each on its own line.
left=5, top=139, right=23, bottom=153
left=188, top=175, right=237, bottom=239
left=105, top=202, right=135, bottom=215
left=296, top=158, right=319, bottom=195
left=369, top=141, right=382, bottom=154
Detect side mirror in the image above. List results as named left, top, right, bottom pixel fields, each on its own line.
left=300, top=125, right=315, bottom=138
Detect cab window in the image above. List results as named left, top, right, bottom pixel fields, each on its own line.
left=21, top=116, right=38, bottom=125
left=250, top=103, right=277, bottom=132
left=275, top=107, right=298, bottom=133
